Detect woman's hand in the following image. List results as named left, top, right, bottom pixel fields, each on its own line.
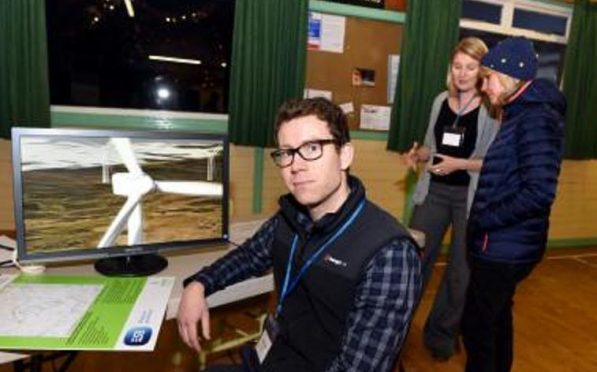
left=402, top=141, right=421, bottom=171
left=428, top=154, right=466, bottom=176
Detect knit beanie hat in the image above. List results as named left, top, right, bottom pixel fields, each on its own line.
left=481, top=37, right=538, bottom=80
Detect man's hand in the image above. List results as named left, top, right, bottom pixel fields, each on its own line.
left=177, top=282, right=211, bottom=352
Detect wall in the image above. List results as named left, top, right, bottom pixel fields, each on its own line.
left=229, top=145, right=257, bottom=218
left=0, top=140, right=13, bottom=229
left=231, top=138, right=597, bottom=249
left=1, top=134, right=597, bottom=248
left=549, top=159, right=597, bottom=245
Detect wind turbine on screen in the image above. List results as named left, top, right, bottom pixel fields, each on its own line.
left=97, top=138, right=222, bottom=248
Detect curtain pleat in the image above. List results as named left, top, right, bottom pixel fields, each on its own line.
left=0, top=0, right=51, bottom=139
left=562, top=0, right=597, bottom=159
left=228, top=0, right=308, bottom=148
left=386, top=0, right=462, bottom=152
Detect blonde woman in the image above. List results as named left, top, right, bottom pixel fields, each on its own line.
left=462, top=37, right=565, bottom=372
left=403, top=37, right=498, bottom=360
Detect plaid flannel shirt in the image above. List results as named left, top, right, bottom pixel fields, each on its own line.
left=185, top=213, right=421, bottom=372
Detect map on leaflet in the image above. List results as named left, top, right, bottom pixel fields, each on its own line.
left=0, top=283, right=102, bottom=337
left=0, top=274, right=174, bottom=351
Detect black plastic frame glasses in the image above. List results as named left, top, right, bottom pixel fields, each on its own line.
left=270, top=139, right=337, bottom=168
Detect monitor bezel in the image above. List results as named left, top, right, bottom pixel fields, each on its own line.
left=11, top=126, right=229, bottom=265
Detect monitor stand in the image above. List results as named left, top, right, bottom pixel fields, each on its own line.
left=94, top=254, right=168, bottom=277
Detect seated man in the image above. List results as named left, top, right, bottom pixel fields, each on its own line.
left=177, top=97, right=422, bottom=372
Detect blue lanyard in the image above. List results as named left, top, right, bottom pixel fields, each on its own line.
left=276, top=199, right=366, bottom=317
left=452, top=93, right=477, bottom=128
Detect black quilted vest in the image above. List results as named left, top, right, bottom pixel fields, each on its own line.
left=262, top=177, right=414, bottom=372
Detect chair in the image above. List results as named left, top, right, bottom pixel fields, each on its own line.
left=198, top=306, right=267, bottom=371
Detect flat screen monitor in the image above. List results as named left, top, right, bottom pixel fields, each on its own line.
left=11, top=127, right=229, bottom=276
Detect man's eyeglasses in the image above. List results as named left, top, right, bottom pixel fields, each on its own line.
left=270, top=139, right=337, bottom=168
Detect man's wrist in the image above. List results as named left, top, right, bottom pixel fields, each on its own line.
left=183, top=274, right=209, bottom=293
left=186, top=281, right=205, bottom=295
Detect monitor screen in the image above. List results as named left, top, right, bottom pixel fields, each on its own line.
left=11, top=127, right=229, bottom=276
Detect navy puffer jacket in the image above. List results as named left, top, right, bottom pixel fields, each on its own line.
left=468, top=78, right=565, bottom=263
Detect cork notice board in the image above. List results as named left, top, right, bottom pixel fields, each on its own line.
left=305, top=15, right=402, bottom=130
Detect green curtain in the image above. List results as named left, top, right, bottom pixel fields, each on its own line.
left=387, top=0, right=462, bottom=152
left=228, top=0, right=308, bottom=148
left=0, top=0, right=51, bottom=139
left=562, top=0, right=597, bottom=159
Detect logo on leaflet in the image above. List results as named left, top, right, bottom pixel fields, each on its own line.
left=124, top=326, right=152, bottom=346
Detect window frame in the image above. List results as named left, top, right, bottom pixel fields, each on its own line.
left=460, top=0, right=572, bottom=45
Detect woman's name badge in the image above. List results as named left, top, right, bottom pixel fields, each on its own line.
left=255, top=314, right=280, bottom=363
left=442, top=126, right=465, bottom=147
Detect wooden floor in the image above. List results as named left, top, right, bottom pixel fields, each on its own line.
left=400, top=247, right=597, bottom=372
left=2, top=248, right=596, bottom=371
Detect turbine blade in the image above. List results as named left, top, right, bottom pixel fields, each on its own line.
left=112, top=138, right=142, bottom=174
left=97, top=194, right=143, bottom=248
left=154, top=181, right=222, bottom=197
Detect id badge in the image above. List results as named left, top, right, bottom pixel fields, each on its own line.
left=255, top=314, right=280, bottom=363
left=441, top=126, right=465, bottom=147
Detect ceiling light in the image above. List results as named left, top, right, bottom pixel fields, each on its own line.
left=124, top=0, right=135, bottom=18
left=157, top=87, right=170, bottom=99
left=148, top=55, right=202, bottom=65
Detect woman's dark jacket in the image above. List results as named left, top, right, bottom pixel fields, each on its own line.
left=468, top=78, right=565, bottom=263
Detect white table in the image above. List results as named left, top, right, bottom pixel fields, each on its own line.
left=0, top=351, right=28, bottom=365
left=0, top=219, right=274, bottom=369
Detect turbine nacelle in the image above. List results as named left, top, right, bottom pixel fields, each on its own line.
left=111, top=172, right=154, bottom=197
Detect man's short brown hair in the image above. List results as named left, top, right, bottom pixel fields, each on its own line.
left=274, top=98, right=350, bottom=147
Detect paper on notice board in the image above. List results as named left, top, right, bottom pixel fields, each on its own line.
left=339, top=102, right=355, bottom=114
left=388, top=55, right=400, bottom=104
left=360, top=104, right=392, bottom=131
left=304, top=89, right=333, bottom=100
left=308, top=12, right=345, bottom=53
left=308, top=12, right=322, bottom=50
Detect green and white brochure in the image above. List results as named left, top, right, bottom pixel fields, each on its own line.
left=0, top=274, right=174, bottom=351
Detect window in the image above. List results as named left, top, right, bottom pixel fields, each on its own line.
left=512, top=9, right=568, bottom=37
left=462, top=0, right=502, bottom=25
left=460, top=0, right=572, bottom=85
left=46, top=0, right=235, bottom=113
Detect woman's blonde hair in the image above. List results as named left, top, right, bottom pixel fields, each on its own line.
left=486, top=69, right=526, bottom=106
left=446, top=37, right=489, bottom=96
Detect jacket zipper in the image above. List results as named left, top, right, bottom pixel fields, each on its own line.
left=482, top=233, right=489, bottom=252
